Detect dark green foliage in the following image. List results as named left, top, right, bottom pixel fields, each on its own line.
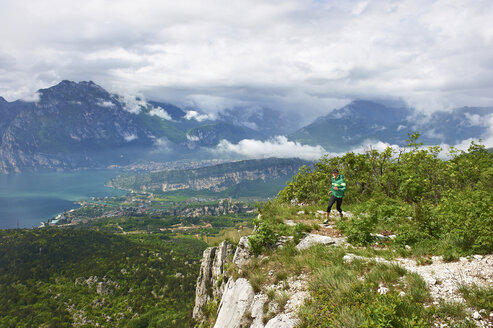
left=338, top=217, right=375, bottom=246
left=0, top=229, right=207, bottom=327
left=248, top=201, right=314, bottom=254
left=249, top=222, right=278, bottom=255
left=279, top=135, right=493, bottom=256
left=459, top=284, right=493, bottom=312
left=434, top=188, right=493, bottom=253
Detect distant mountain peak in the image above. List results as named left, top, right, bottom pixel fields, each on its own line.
left=37, top=80, right=110, bottom=104
left=323, top=99, right=411, bottom=124
left=47, top=80, right=104, bottom=91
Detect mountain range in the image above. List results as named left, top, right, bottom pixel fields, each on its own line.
left=1, top=81, right=492, bottom=173
left=290, top=100, right=493, bottom=152
left=0, top=81, right=297, bottom=173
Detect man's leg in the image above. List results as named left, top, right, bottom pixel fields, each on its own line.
left=336, top=197, right=343, bottom=218
left=325, top=195, right=336, bottom=223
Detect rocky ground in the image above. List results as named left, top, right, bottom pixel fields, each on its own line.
left=194, top=210, right=493, bottom=327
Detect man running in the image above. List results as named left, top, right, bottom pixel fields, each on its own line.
left=324, top=169, right=346, bottom=224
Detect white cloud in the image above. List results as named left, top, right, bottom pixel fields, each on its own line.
left=240, top=121, right=259, bottom=130
left=215, top=131, right=493, bottom=163
left=116, top=93, right=147, bottom=114
left=123, top=134, right=138, bottom=141
left=215, top=136, right=327, bottom=161
left=185, top=110, right=213, bottom=122
left=185, top=94, right=244, bottom=114
left=464, top=113, right=482, bottom=126
left=0, top=0, right=492, bottom=119
left=423, top=129, right=445, bottom=141
left=152, top=137, right=173, bottom=152
left=148, top=106, right=172, bottom=120
left=96, top=99, right=115, bottom=108
left=20, top=91, right=41, bottom=103
left=464, top=112, right=493, bottom=129
left=446, top=136, right=493, bottom=152
left=186, top=134, right=200, bottom=142
left=349, top=140, right=400, bottom=155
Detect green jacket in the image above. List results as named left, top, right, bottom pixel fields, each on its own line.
left=331, top=174, right=346, bottom=198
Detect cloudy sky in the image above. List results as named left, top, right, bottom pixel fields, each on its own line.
left=1, top=0, right=493, bottom=122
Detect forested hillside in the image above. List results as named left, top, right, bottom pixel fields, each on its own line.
left=204, top=133, right=493, bottom=327
left=0, top=229, right=207, bottom=327
left=278, top=132, right=493, bottom=256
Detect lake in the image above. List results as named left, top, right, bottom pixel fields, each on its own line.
left=0, top=169, right=126, bottom=229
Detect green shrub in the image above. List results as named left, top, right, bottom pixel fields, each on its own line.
left=248, top=222, right=278, bottom=255
left=394, top=222, right=432, bottom=247
left=435, top=189, right=493, bottom=254
left=292, top=223, right=312, bottom=244
left=339, top=217, right=375, bottom=246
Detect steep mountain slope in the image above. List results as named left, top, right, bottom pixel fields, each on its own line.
left=108, top=157, right=311, bottom=194
left=217, top=106, right=302, bottom=137
left=0, top=81, right=303, bottom=173
left=0, top=82, right=158, bottom=173
left=412, top=107, right=493, bottom=145
left=290, top=100, right=413, bottom=151
left=183, top=107, right=302, bottom=149
left=2, top=80, right=491, bottom=173
left=290, top=100, right=493, bottom=151
left=185, top=122, right=257, bottom=149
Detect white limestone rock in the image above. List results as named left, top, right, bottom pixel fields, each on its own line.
left=285, top=219, right=296, bottom=226
left=233, top=236, right=252, bottom=268
left=212, top=241, right=235, bottom=299
left=214, top=278, right=255, bottom=328
left=192, top=247, right=216, bottom=318
left=377, top=286, right=389, bottom=295
left=296, top=233, right=345, bottom=250
left=250, top=293, right=268, bottom=328
left=264, top=313, right=299, bottom=328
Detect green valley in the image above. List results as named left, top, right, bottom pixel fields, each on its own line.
left=0, top=229, right=207, bottom=327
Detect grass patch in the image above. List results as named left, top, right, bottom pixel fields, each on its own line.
left=207, top=227, right=253, bottom=246
left=458, top=283, right=493, bottom=312
left=435, top=300, right=467, bottom=320
left=297, top=248, right=432, bottom=328
left=275, top=291, right=290, bottom=312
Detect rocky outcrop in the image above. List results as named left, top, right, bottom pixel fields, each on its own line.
left=193, top=241, right=235, bottom=320
left=110, top=158, right=311, bottom=193
left=214, top=278, right=255, bottom=328
left=193, top=233, right=315, bottom=328
left=161, top=170, right=285, bottom=192
left=165, top=200, right=254, bottom=218
left=232, top=236, right=252, bottom=269
left=193, top=237, right=255, bottom=326
left=296, top=233, right=346, bottom=250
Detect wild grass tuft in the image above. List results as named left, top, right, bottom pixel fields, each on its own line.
left=458, top=283, right=493, bottom=312
left=435, top=300, right=467, bottom=320
left=275, top=291, right=290, bottom=312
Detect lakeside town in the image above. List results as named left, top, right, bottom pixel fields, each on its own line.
left=41, top=191, right=257, bottom=228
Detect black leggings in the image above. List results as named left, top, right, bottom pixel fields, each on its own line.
left=326, top=195, right=343, bottom=213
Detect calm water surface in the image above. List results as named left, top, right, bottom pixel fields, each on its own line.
left=0, top=170, right=125, bottom=229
